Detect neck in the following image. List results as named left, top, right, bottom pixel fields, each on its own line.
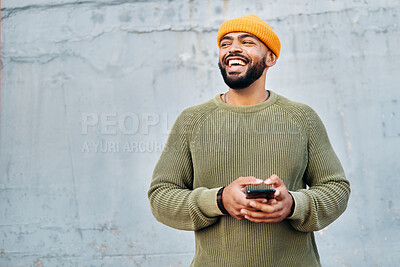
left=224, top=73, right=269, bottom=106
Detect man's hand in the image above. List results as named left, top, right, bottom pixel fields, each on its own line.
left=222, top=176, right=265, bottom=220
left=240, top=174, right=294, bottom=223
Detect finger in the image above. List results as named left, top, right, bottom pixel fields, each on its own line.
left=268, top=199, right=278, bottom=205
left=245, top=197, right=269, bottom=203
left=274, top=188, right=291, bottom=201
left=236, top=176, right=264, bottom=187
left=275, top=189, right=288, bottom=202
left=248, top=201, right=278, bottom=213
left=264, top=174, right=283, bottom=188
left=232, top=193, right=261, bottom=209
left=239, top=199, right=268, bottom=213
left=241, top=209, right=282, bottom=220
left=274, top=188, right=281, bottom=198
left=246, top=207, right=263, bottom=212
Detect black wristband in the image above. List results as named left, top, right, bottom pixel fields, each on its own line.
left=217, top=187, right=229, bottom=215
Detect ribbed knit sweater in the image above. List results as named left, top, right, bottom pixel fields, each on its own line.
left=148, top=91, right=350, bottom=267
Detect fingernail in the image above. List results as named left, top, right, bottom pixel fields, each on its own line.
left=256, top=179, right=263, bottom=183
left=265, top=179, right=272, bottom=184
left=250, top=201, right=256, bottom=208
left=241, top=209, right=247, bottom=215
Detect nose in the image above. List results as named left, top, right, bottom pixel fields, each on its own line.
left=229, top=41, right=242, bottom=54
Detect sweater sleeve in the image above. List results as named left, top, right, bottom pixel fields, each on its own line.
left=288, top=108, right=351, bottom=232
left=148, top=111, right=223, bottom=231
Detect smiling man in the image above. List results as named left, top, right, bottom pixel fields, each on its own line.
left=148, top=15, right=350, bottom=266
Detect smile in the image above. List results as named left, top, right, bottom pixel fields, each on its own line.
left=228, top=59, right=246, bottom=67
left=224, top=55, right=249, bottom=68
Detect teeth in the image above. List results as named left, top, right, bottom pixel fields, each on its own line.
left=228, top=59, right=246, bottom=67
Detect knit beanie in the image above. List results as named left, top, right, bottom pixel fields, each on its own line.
left=217, top=14, right=281, bottom=58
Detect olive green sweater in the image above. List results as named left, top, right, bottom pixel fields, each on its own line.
left=148, top=91, right=350, bottom=267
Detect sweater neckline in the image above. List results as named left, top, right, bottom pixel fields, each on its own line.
left=213, top=90, right=277, bottom=113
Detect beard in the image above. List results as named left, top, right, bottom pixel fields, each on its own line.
left=218, top=55, right=267, bottom=89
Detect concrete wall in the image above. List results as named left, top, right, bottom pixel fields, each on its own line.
left=1, top=0, right=399, bottom=266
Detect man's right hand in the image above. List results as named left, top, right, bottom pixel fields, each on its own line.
left=222, top=176, right=264, bottom=220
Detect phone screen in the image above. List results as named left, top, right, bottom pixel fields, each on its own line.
left=245, top=189, right=275, bottom=199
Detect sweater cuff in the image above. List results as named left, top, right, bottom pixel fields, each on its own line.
left=197, top=187, right=225, bottom=217
left=286, top=191, right=309, bottom=220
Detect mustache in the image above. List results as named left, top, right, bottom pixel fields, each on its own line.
left=223, top=54, right=251, bottom=65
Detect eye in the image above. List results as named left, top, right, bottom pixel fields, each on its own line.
left=220, top=42, right=230, bottom=48
left=243, top=40, right=254, bottom=45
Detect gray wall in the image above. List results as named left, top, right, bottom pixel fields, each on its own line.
left=1, top=0, right=399, bottom=266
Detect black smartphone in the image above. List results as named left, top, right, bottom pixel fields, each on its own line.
left=245, top=189, right=275, bottom=199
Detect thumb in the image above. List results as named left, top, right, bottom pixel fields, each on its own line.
left=264, top=174, right=284, bottom=188
left=236, top=176, right=264, bottom=187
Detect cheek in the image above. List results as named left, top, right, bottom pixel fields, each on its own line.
left=219, top=51, right=226, bottom=63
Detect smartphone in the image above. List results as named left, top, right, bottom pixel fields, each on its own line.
left=245, top=189, right=275, bottom=199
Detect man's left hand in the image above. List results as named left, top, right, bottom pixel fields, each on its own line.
left=240, top=174, right=294, bottom=223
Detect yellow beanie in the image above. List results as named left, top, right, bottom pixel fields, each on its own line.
left=217, top=14, right=281, bottom=58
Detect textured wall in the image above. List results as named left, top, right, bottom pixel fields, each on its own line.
left=1, top=0, right=399, bottom=266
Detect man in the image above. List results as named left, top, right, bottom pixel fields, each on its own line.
left=148, top=14, right=350, bottom=266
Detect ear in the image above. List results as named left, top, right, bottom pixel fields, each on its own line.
left=265, top=50, right=277, bottom=67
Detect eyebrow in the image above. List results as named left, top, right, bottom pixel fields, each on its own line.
left=220, top=33, right=259, bottom=44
